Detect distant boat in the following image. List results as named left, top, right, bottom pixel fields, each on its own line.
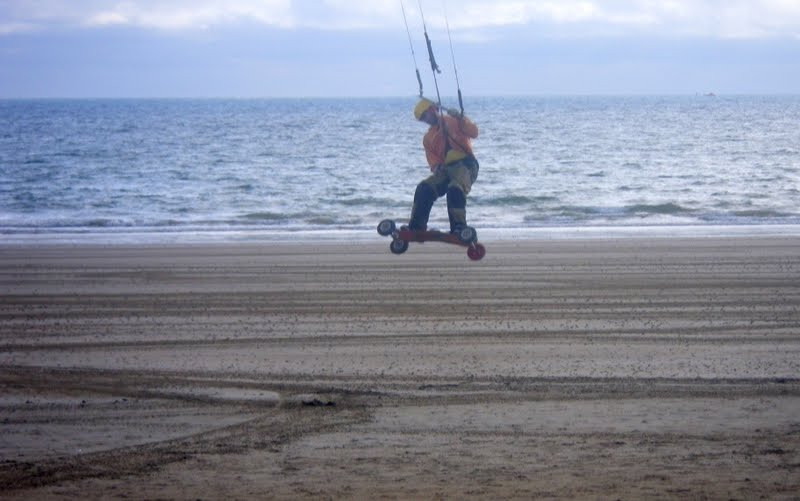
left=705, top=92, right=716, bottom=97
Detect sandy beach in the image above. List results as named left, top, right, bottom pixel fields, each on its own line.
left=1, top=236, right=799, bottom=499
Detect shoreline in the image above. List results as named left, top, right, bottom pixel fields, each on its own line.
left=1, top=236, right=799, bottom=499
left=3, top=222, right=800, bottom=246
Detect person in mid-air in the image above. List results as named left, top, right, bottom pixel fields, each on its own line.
left=406, top=98, right=479, bottom=234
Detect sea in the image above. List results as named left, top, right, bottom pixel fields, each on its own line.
left=1, top=95, right=799, bottom=244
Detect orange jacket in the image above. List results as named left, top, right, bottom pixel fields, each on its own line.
left=422, top=114, right=478, bottom=170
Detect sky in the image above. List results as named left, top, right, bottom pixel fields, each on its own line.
left=0, top=0, right=799, bottom=98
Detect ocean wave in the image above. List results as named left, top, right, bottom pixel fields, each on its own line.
left=305, top=216, right=362, bottom=226
left=520, top=203, right=700, bottom=224
left=732, top=209, right=794, bottom=219
left=476, top=195, right=557, bottom=206
left=625, top=203, right=694, bottom=216
left=241, top=212, right=287, bottom=221
left=22, top=157, right=48, bottom=165
left=333, top=197, right=402, bottom=207
left=87, top=219, right=116, bottom=227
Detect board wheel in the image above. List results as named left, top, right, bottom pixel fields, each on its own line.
left=467, top=243, right=486, bottom=261
left=390, top=238, right=409, bottom=255
left=377, top=219, right=396, bottom=236
left=456, top=225, right=478, bottom=244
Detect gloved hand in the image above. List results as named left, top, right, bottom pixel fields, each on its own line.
left=445, top=107, right=463, bottom=118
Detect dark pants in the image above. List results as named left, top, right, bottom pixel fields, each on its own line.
left=408, top=156, right=479, bottom=232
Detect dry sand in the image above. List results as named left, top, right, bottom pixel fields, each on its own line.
left=1, top=237, right=799, bottom=500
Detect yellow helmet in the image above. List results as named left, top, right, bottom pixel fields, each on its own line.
left=413, top=98, right=436, bottom=120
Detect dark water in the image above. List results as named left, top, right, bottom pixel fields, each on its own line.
left=1, top=96, right=799, bottom=241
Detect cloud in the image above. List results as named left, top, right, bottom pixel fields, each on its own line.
left=1, top=0, right=799, bottom=38
left=0, top=22, right=37, bottom=35
left=1, top=0, right=296, bottom=31
left=0, top=0, right=401, bottom=32
left=440, top=1, right=800, bottom=38
left=84, top=1, right=297, bottom=30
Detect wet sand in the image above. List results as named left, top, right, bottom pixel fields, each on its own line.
left=1, top=237, right=799, bottom=499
